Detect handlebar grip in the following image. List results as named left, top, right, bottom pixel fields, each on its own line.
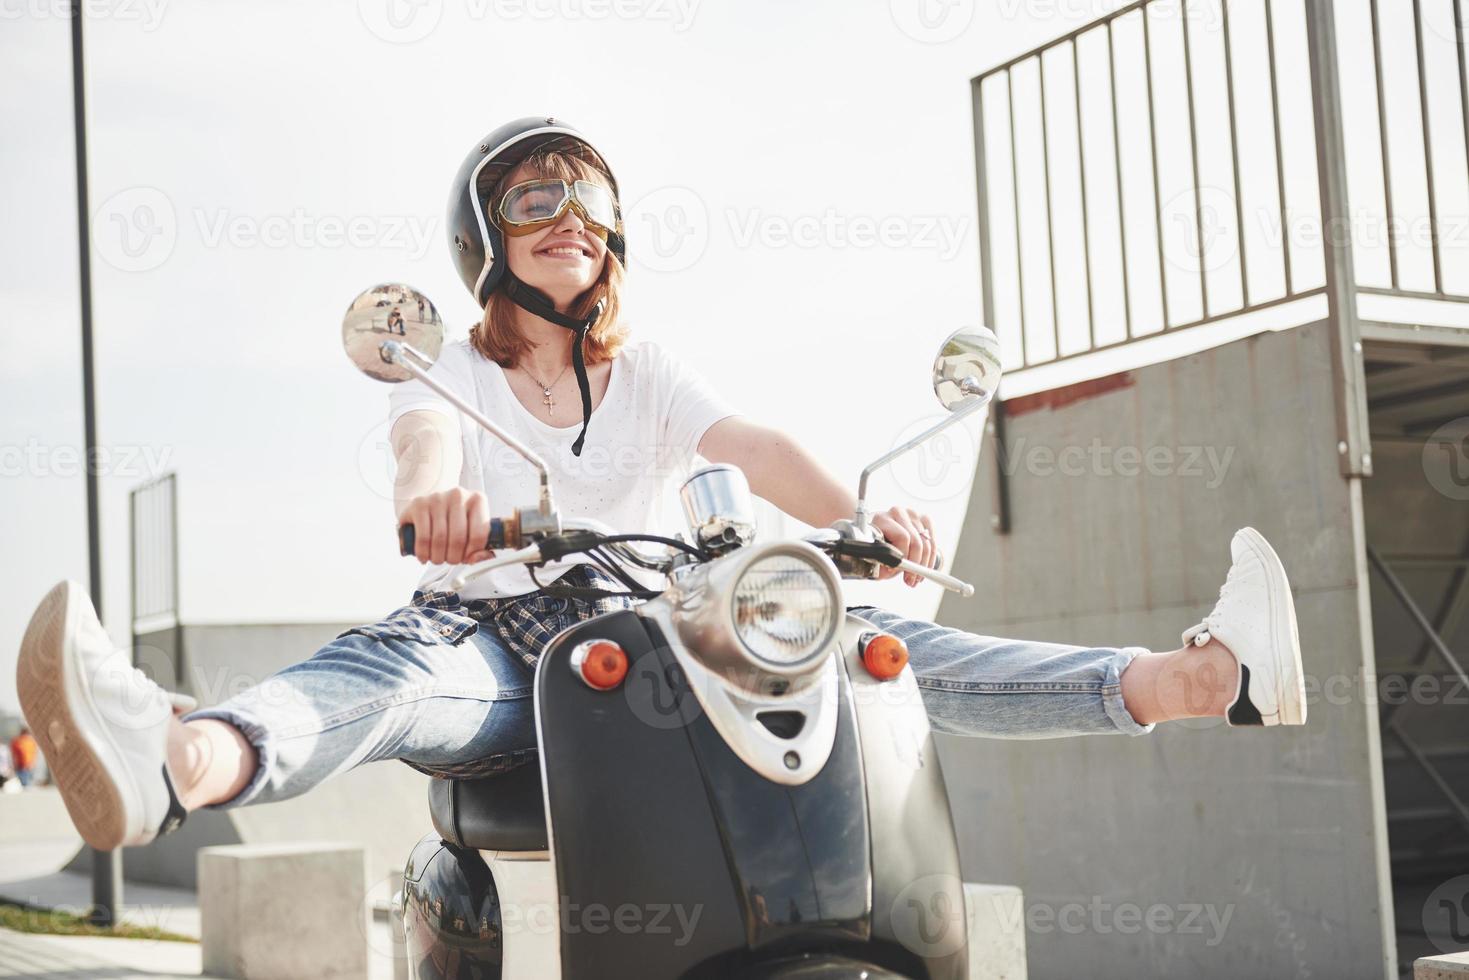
left=397, top=517, right=513, bottom=558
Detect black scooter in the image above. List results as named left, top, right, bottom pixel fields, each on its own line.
left=341, top=283, right=1004, bottom=979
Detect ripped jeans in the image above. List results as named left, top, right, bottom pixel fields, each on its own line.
left=183, top=587, right=1154, bottom=809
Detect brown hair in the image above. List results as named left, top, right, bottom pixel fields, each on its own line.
left=469, top=146, right=629, bottom=368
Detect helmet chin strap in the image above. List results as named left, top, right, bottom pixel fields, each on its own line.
left=501, top=272, right=605, bottom=457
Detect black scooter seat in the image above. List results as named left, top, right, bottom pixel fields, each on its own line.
left=427, top=762, right=549, bottom=852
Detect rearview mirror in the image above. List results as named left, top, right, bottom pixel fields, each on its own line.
left=932, top=326, right=1002, bottom=411
left=341, top=283, right=444, bottom=382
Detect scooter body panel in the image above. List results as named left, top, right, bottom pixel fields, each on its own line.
left=841, top=612, right=969, bottom=980
left=403, top=608, right=974, bottom=979
left=401, top=834, right=504, bottom=979
left=534, top=608, right=967, bottom=978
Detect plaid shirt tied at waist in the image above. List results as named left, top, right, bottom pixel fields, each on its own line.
left=410, top=563, right=644, bottom=670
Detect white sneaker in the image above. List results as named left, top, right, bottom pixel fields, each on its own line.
left=15, top=581, right=194, bottom=849
left=1182, top=528, right=1307, bottom=727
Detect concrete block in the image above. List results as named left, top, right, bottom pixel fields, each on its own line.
left=1418, top=951, right=1469, bottom=979
left=965, top=882, right=1027, bottom=980
left=199, top=842, right=369, bottom=980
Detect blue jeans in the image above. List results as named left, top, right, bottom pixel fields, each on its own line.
left=183, top=601, right=1154, bottom=809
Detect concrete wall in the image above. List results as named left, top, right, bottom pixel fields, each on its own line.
left=934, top=321, right=1395, bottom=979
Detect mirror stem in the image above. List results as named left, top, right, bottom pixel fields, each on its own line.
left=853, top=394, right=992, bottom=532
left=387, top=341, right=558, bottom=520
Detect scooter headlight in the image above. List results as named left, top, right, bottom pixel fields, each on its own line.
left=731, top=553, right=838, bottom=667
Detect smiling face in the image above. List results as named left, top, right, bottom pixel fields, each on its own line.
left=498, top=163, right=610, bottom=309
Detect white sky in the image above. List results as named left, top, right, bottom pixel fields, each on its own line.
left=0, top=0, right=1020, bottom=713
left=2, top=0, right=1462, bottom=714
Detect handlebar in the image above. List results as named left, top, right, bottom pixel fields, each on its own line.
left=399, top=513, right=974, bottom=598
left=802, top=528, right=974, bottom=597
left=397, top=515, right=520, bottom=558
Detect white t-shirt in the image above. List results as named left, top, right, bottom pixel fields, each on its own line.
left=386, top=337, right=741, bottom=599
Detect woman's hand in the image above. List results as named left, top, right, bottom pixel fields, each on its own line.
left=869, top=505, right=940, bottom=587
left=398, top=487, right=496, bottom=565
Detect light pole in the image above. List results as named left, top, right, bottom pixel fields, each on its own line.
left=68, top=0, right=123, bottom=928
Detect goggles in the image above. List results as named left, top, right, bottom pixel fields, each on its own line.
left=495, top=178, right=619, bottom=240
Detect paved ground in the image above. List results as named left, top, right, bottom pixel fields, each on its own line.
left=0, top=867, right=403, bottom=979
left=0, top=927, right=214, bottom=979
left=0, top=868, right=201, bottom=940
left=0, top=791, right=404, bottom=978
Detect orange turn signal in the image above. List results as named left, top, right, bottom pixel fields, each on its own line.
left=860, top=632, right=908, bottom=681
left=573, top=640, right=629, bottom=691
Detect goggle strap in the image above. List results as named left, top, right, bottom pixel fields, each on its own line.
left=605, top=229, right=625, bottom=263
left=568, top=317, right=592, bottom=458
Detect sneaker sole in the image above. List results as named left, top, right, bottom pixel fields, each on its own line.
left=16, top=582, right=147, bottom=850
left=1237, top=528, right=1307, bottom=726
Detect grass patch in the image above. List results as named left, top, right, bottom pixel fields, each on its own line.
left=0, top=901, right=197, bottom=942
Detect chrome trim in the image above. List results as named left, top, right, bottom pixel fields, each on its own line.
left=854, top=393, right=991, bottom=531
left=637, top=596, right=843, bottom=786
left=661, top=541, right=841, bottom=689
left=475, top=849, right=558, bottom=975
left=569, top=638, right=623, bottom=690
left=679, top=463, right=757, bottom=552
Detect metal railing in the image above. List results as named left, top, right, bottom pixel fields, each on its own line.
left=1354, top=0, right=1469, bottom=306
left=1368, top=544, right=1469, bottom=866
left=973, top=0, right=1469, bottom=378
left=130, top=472, right=179, bottom=629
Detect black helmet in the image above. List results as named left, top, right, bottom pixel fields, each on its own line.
left=447, top=115, right=625, bottom=309
left=446, top=116, right=625, bottom=457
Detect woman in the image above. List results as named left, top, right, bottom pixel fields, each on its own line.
left=16, top=118, right=1305, bottom=851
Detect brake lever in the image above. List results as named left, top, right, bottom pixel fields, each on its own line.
left=449, top=543, right=545, bottom=592
left=894, top=557, right=974, bottom=597
left=806, top=525, right=973, bottom=596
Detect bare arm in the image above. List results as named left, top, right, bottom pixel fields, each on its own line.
left=697, top=417, right=855, bottom=528
left=389, top=410, right=493, bottom=565
left=698, top=416, right=941, bottom=587
left=390, top=410, right=463, bottom=513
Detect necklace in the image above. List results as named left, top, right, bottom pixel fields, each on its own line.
left=521, top=362, right=570, bottom=415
